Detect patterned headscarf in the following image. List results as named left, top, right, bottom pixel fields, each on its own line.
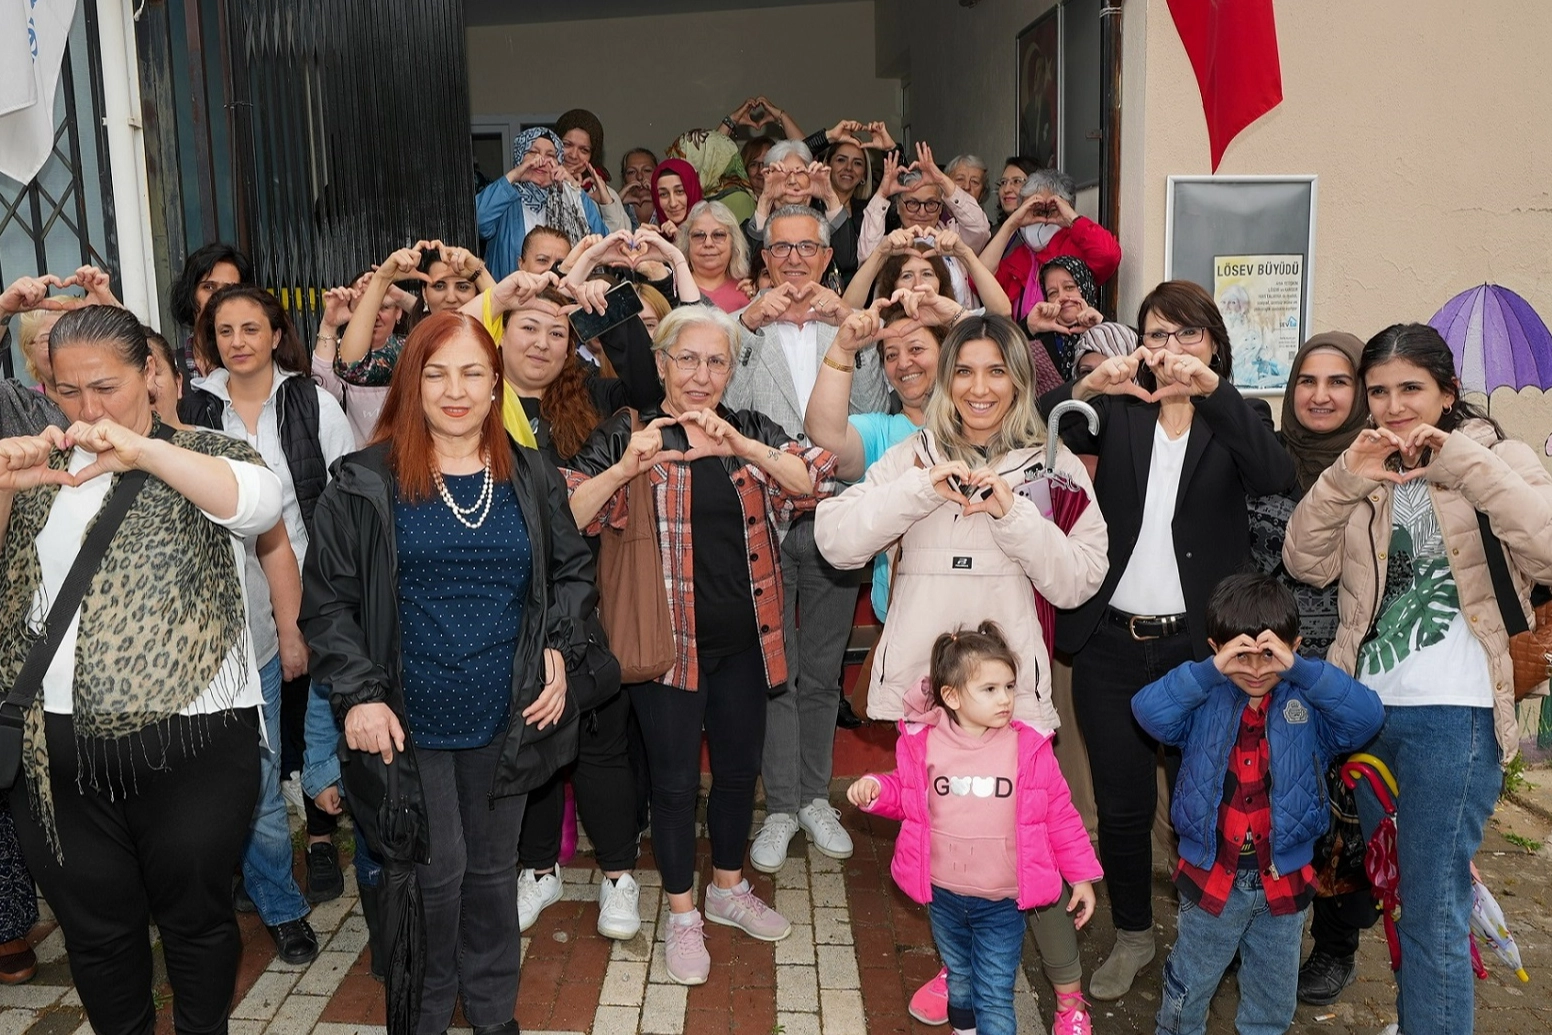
left=1034, top=255, right=1102, bottom=379
left=651, top=159, right=704, bottom=227
left=510, top=127, right=591, bottom=246
left=666, top=130, right=753, bottom=202
left=1072, top=322, right=1139, bottom=366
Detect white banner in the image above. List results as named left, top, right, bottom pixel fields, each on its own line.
left=0, top=0, right=80, bottom=184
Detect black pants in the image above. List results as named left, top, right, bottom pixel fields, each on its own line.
left=10, top=709, right=259, bottom=1035
left=518, top=687, right=639, bottom=873
left=629, top=643, right=767, bottom=895
left=1071, top=617, right=1189, bottom=933
left=1310, top=887, right=1381, bottom=959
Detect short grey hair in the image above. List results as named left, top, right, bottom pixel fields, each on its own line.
left=763, top=204, right=831, bottom=248
left=651, top=304, right=742, bottom=359
left=1019, top=167, right=1076, bottom=204
left=676, top=199, right=750, bottom=280
left=763, top=139, right=813, bottom=168
left=945, top=154, right=988, bottom=177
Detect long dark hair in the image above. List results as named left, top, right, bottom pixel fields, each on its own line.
left=1360, top=322, right=1501, bottom=437
left=197, top=284, right=310, bottom=376
left=170, top=242, right=254, bottom=326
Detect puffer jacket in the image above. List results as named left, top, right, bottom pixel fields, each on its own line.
left=814, top=428, right=1109, bottom=732
left=1132, top=655, right=1384, bottom=877
left=861, top=681, right=1103, bottom=910
left=1282, top=420, right=1552, bottom=764
left=299, top=441, right=598, bottom=830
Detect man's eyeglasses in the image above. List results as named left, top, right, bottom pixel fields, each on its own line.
left=996, top=177, right=1026, bottom=190
left=766, top=240, right=823, bottom=259
left=690, top=230, right=731, bottom=244
left=1143, top=327, right=1206, bottom=347
left=901, top=199, right=943, bottom=214
left=664, top=351, right=732, bottom=374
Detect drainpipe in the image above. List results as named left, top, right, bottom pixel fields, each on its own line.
left=95, top=0, right=159, bottom=327
left=1098, top=0, right=1123, bottom=316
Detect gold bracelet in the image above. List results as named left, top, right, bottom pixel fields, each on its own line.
left=822, top=354, right=854, bottom=373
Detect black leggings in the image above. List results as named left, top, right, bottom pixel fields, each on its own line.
left=11, top=709, right=259, bottom=1035
left=518, top=686, right=639, bottom=873
left=1071, top=618, right=1189, bottom=933
left=629, top=644, right=768, bottom=896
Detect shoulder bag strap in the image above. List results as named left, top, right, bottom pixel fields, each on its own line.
left=0, top=423, right=175, bottom=717
left=1476, top=510, right=1529, bottom=637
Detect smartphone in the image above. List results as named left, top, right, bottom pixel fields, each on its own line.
left=568, top=281, right=644, bottom=341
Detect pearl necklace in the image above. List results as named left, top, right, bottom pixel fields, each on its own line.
left=432, top=453, right=494, bottom=529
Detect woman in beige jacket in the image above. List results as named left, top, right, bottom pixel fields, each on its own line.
left=1283, top=323, right=1552, bottom=1035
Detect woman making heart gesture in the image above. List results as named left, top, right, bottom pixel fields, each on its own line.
left=1038, top=280, right=1295, bottom=1000
left=1283, top=323, right=1552, bottom=1035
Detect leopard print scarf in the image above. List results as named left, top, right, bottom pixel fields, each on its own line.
left=0, top=423, right=257, bottom=859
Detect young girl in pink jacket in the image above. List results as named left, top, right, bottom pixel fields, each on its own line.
left=849, top=623, right=1103, bottom=1035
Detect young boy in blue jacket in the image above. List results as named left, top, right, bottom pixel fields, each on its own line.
left=1132, top=572, right=1383, bottom=1035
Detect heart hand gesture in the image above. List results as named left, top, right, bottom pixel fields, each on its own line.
left=1075, top=348, right=1151, bottom=403
left=1343, top=427, right=1425, bottom=484
left=0, top=426, right=73, bottom=491
left=1145, top=349, right=1219, bottom=399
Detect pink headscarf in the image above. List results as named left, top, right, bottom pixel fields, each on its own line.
left=650, top=159, right=704, bottom=226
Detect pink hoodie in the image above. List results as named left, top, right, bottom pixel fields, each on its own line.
left=862, top=680, right=1102, bottom=909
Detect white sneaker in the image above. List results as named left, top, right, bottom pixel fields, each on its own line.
left=749, top=813, right=801, bottom=874
left=517, top=868, right=563, bottom=932
left=1375, top=1026, right=1400, bottom=1035
left=797, top=798, right=854, bottom=859
left=280, top=772, right=305, bottom=817
left=597, top=873, right=641, bottom=940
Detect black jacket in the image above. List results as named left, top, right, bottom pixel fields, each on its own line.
left=299, top=440, right=598, bottom=816
left=181, top=376, right=327, bottom=536
left=1039, top=380, right=1296, bottom=658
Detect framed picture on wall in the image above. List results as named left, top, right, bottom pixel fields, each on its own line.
left=1017, top=10, right=1061, bottom=168
left=1165, top=175, right=1319, bottom=396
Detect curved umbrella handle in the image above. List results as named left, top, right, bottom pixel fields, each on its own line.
left=1046, top=399, right=1100, bottom=471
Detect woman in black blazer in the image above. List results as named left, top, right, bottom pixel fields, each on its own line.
left=1039, top=280, right=1295, bottom=1000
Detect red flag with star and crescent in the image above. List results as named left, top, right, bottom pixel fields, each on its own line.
left=1166, top=0, right=1284, bottom=171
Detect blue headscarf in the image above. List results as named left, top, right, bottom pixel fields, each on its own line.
left=510, top=127, right=591, bottom=245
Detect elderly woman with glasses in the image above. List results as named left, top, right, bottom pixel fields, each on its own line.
left=855, top=143, right=994, bottom=309
left=980, top=167, right=1122, bottom=324
left=677, top=200, right=756, bottom=313
left=563, top=305, right=838, bottom=988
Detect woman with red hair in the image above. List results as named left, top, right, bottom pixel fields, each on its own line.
left=299, top=311, right=596, bottom=1034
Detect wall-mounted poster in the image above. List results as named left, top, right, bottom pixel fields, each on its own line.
left=1017, top=10, right=1060, bottom=168
left=1214, top=254, right=1304, bottom=390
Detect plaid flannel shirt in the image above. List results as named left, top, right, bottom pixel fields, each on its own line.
left=1174, top=696, right=1316, bottom=917
left=566, top=443, right=837, bottom=692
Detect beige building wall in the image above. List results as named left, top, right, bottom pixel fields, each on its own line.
left=1123, top=0, right=1552, bottom=340
left=465, top=3, right=900, bottom=165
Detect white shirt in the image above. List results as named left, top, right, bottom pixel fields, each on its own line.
left=768, top=320, right=821, bottom=416
left=1108, top=424, right=1189, bottom=614
left=34, top=446, right=280, bottom=719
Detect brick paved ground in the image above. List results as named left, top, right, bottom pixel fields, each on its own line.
left=3, top=761, right=1550, bottom=1035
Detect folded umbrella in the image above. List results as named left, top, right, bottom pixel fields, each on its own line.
left=1471, top=877, right=1530, bottom=982
left=1017, top=399, right=1100, bottom=662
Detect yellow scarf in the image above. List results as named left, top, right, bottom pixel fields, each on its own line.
left=481, top=290, right=539, bottom=450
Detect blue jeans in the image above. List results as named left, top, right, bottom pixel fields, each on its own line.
left=927, top=886, right=1025, bottom=1035
left=240, top=655, right=310, bottom=926
left=1158, top=869, right=1305, bottom=1035
left=1354, top=705, right=1499, bottom=1035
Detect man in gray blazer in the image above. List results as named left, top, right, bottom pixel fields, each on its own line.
left=726, top=206, right=888, bottom=874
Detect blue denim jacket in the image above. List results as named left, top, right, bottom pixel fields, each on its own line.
left=1132, top=654, right=1383, bottom=877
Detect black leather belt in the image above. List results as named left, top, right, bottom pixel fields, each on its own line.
left=1106, top=607, right=1188, bottom=641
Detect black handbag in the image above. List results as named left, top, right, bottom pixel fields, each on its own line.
left=0, top=426, right=171, bottom=789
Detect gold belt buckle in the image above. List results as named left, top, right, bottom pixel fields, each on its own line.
left=1128, top=614, right=1160, bottom=642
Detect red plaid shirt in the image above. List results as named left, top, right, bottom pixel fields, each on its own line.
left=567, top=443, right=836, bottom=692
left=1174, top=695, right=1316, bottom=917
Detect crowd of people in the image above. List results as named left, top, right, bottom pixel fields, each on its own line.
left=0, top=98, right=1548, bottom=1035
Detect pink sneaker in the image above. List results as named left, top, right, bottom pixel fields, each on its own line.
left=909, top=967, right=949, bottom=1025
left=703, top=881, right=792, bottom=941
left=664, top=911, right=711, bottom=986
left=1052, top=991, right=1093, bottom=1035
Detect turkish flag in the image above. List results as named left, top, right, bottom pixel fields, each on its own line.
left=1166, top=0, right=1284, bottom=171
